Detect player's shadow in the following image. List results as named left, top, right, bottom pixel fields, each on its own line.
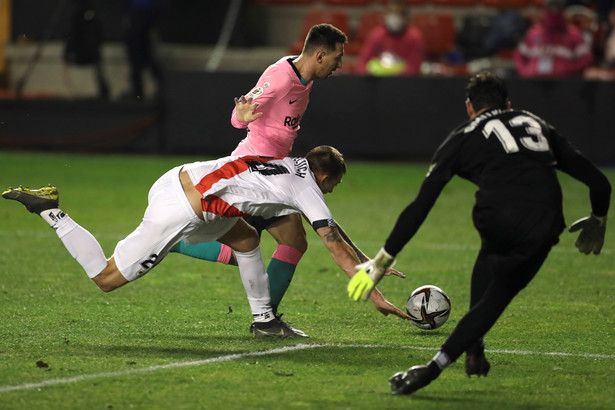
left=411, top=330, right=447, bottom=337
left=406, top=394, right=529, bottom=409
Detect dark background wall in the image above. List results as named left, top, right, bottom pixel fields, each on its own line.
left=10, top=0, right=249, bottom=45
left=163, top=73, right=615, bottom=163
left=1, top=74, right=614, bottom=165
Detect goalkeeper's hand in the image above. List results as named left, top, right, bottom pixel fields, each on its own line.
left=569, top=214, right=607, bottom=255
left=347, top=248, right=395, bottom=302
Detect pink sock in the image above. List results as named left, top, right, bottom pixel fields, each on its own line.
left=272, top=244, right=303, bottom=265
left=217, top=244, right=233, bottom=264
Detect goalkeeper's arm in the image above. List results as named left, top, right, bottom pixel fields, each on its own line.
left=347, top=247, right=396, bottom=302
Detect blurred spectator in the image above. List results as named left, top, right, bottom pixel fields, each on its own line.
left=355, top=0, right=424, bottom=76
left=585, top=2, right=615, bottom=79
left=63, top=0, right=109, bottom=99
left=565, top=5, right=598, bottom=51
left=457, top=14, right=493, bottom=61
left=514, top=0, right=593, bottom=77
left=483, top=10, right=529, bottom=57
left=605, top=7, right=615, bottom=65
left=122, top=0, right=167, bottom=101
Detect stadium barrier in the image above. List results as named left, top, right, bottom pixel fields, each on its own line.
left=1, top=74, right=613, bottom=164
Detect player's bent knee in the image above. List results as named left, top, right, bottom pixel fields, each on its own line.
left=93, top=279, right=117, bottom=293
left=275, top=231, right=307, bottom=253
left=91, top=258, right=129, bottom=292
left=290, top=234, right=308, bottom=253
left=268, top=215, right=308, bottom=253
left=219, top=219, right=260, bottom=253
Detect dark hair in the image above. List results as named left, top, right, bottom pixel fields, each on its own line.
left=466, top=71, right=509, bottom=111
left=305, top=145, right=346, bottom=179
left=302, top=24, right=348, bottom=56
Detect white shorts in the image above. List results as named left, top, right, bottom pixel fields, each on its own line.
left=113, top=166, right=239, bottom=281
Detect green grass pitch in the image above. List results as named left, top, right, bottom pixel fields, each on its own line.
left=0, top=151, right=613, bottom=409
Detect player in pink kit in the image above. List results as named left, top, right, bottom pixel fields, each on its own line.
left=3, top=146, right=408, bottom=337
left=230, top=24, right=345, bottom=157
left=172, top=24, right=410, bottom=336
left=230, top=57, right=312, bottom=157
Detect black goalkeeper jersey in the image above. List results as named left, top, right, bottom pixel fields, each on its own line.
left=385, top=108, right=611, bottom=256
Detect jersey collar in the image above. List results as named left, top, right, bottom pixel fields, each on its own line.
left=287, top=58, right=309, bottom=86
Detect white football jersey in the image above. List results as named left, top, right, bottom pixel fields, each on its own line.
left=183, top=155, right=335, bottom=230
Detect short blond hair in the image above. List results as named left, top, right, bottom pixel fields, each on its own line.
left=305, top=145, right=346, bottom=179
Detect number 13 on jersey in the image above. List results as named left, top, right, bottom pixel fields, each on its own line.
left=483, top=115, right=550, bottom=154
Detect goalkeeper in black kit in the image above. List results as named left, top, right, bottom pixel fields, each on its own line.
left=348, top=71, right=611, bottom=395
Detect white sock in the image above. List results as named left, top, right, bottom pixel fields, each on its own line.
left=431, top=351, right=451, bottom=370
left=41, top=209, right=108, bottom=278
left=40, top=208, right=66, bottom=228
left=234, top=246, right=273, bottom=323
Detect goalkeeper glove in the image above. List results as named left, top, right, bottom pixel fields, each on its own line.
left=348, top=248, right=396, bottom=302
left=569, top=213, right=607, bottom=255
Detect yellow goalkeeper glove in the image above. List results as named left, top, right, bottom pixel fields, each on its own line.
left=348, top=248, right=395, bottom=302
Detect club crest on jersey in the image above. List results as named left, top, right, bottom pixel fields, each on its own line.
left=263, top=82, right=270, bottom=88
left=247, top=87, right=264, bottom=99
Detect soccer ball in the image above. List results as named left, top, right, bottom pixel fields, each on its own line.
left=406, top=285, right=451, bottom=330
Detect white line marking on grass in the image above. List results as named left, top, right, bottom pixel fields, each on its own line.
left=1, top=343, right=613, bottom=393
left=484, top=348, right=615, bottom=359
left=0, top=343, right=327, bottom=393
left=366, top=344, right=615, bottom=359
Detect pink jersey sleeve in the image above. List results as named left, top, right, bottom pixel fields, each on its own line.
left=229, top=67, right=285, bottom=130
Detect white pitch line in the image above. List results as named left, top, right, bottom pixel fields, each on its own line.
left=367, top=344, right=615, bottom=359
left=483, top=348, right=615, bottom=359
left=1, top=343, right=613, bottom=393
left=0, top=343, right=326, bottom=393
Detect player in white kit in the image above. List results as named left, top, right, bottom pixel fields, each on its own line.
left=3, top=146, right=406, bottom=336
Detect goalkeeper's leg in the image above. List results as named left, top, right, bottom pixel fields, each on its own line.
left=391, top=242, right=553, bottom=395
left=465, top=251, right=493, bottom=376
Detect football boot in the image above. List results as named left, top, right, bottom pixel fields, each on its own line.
left=389, top=365, right=434, bottom=395
left=465, top=354, right=491, bottom=377
left=2, top=185, right=59, bottom=214
left=250, top=316, right=309, bottom=338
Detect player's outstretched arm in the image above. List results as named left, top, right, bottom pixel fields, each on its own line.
left=336, top=221, right=406, bottom=279
left=316, top=225, right=409, bottom=320
left=369, top=287, right=409, bottom=319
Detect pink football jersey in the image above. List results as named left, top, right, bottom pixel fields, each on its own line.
left=231, top=57, right=312, bottom=157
